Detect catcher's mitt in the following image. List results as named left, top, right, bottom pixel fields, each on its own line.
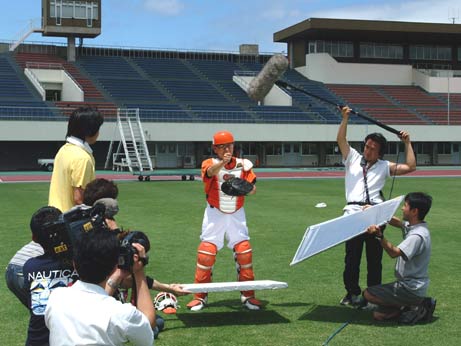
left=221, top=177, right=253, bottom=196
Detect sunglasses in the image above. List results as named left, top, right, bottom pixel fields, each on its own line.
left=214, top=143, right=234, bottom=150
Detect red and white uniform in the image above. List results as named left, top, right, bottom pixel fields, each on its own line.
left=200, top=157, right=256, bottom=250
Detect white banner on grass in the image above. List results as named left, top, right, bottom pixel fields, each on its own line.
left=290, top=195, right=404, bottom=266
left=182, top=280, right=288, bottom=293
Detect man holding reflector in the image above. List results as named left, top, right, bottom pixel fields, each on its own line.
left=364, top=192, right=436, bottom=324
left=338, top=105, right=416, bottom=306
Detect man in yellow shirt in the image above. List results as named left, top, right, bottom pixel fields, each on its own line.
left=48, top=107, right=104, bottom=212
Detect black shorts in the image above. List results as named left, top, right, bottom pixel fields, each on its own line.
left=367, top=281, right=424, bottom=307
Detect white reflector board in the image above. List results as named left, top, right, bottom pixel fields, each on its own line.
left=291, top=195, right=404, bottom=266
left=181, top=280, right=288, bottom=293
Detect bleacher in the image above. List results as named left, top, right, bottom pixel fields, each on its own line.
left=0, top=54, right=55, bottom=119
left=13, top=53, right=117, bottom=117
left=379, top=86, right=445, bottom=107
left=281, top=69, right=345, bottom=123
left=5, top=48, right=458, bottom=126
left=327, top=84, right=428, bottom=125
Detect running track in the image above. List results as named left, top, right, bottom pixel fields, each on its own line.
left=1, top=168, right=460, bottom=183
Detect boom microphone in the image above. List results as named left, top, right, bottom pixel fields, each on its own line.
left=274, top=80, right=401, bottom=136
left=247, top=54, right=289, bottom=102
left=245, top=54, right=401, bottom=136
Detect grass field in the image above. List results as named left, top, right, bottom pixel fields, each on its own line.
left=1, top=177, right=460, bottom=346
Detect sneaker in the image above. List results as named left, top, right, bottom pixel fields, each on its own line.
left=398, top=305, right=426, bottom=325
left=340, top=294, right=364, bottom=307
left=241, top=295, right=262, bottom=310
left=340, top=294, right=352, bottom=305
left=186, top=297, right=207, bottom=312
left=360, top=302, right=379, bottom=311
left=422, top=297, right=437, bottom=322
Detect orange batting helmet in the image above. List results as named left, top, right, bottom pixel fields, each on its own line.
left=213, top=131, right=234, bottom=145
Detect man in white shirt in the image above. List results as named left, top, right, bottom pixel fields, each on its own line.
left=45, top=229, right=155, bottom=346
left=337, top=106, right=416, bottom=306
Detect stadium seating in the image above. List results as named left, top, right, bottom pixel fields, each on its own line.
left=327, top=84, right=428, bottom=125
left=4, top=49, right=457, bottom=126
left=0, top=53, right=56, bottom=119
left=13, top=53, right=117, bottom=117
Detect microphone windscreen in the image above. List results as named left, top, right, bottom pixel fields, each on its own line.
left=247, top=54, right=289, bottom=102
left=94, top=198, right=119, bottom=218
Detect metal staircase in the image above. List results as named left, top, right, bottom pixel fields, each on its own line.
left=105, top=108, right=153, bottom=173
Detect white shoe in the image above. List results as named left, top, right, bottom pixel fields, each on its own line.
left=187, top=297, right=207, bottom=311
left=241, top=295, right=262, bottom=310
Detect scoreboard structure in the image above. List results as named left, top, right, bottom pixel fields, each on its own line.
left=41, top=0, right=101, bottom=60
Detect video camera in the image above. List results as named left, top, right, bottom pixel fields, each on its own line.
left=42, top=202, right=150, bottom=271
left=42, top=203, right=109, bottom=262
left=118, top=230, right=150, bottom=270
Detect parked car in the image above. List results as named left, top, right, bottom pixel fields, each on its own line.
left=38, top=159, right=55, bottom=172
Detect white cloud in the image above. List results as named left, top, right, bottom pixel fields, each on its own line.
left=261, top=6, right=302, bottom=20
left=310, top=0, right=461, bottom=24
left=144, top=0, right=184, bottom=16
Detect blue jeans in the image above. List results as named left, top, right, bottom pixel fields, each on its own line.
left=5, top=263, right=29, bottom=308
left=154, top=315, right=165, bottom=339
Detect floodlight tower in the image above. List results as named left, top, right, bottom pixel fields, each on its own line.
left=41, top=0, right=101, bottom=61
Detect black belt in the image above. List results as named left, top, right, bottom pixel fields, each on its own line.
left=347, top=201, right=376, bottom=206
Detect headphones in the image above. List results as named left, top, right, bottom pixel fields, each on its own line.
left=364, top=133, right=387, bottom=159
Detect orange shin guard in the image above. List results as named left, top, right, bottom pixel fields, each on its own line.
left=234, top=241, right=255, bottom=297
left=193, top=242, right=217, bottom=300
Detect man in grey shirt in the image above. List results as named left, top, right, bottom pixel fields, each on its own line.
left=364, top=192, right=436, bottom=324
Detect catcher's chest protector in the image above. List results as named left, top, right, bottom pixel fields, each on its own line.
left=212, top=158, right=247, bottom=213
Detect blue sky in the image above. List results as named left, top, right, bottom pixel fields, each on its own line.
left=2, top=0, right=460, bottom=53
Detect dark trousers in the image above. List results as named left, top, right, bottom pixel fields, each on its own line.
left=343, top=232, right=384, bottom=296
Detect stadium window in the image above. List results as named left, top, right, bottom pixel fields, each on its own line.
left=360, top=42, right=403, bottom=59
left=301, top=143, right=318, bottom=155
left=459, top=47, right=461, bottom=61
left=325, top=143, right=339, bottom=155
left=50, top=1, right=98, bottom=20
left=75, top=3, right=86, bottom=18
left=62, top=2, right=73, bottom=18
left=413, top=143, right=431, bottom=155
left=240, top=143, right=255, bottom=156
left=265, top=143, right=282, bottom=155
left=387, top=142, right=398, bottom=154
left=437, top=142, right=451, bottom=154
left=311, top=40, right=353, bottom=57
left=410, top=45, right=451, bottom=61
left=158, top=144, right=166, bottom=154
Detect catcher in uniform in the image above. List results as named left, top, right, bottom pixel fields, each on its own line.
left=187, top=131, right=261, bottom=311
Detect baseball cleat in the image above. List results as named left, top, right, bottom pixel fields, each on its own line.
left=186, top=297, right=207, bottom=312
left=241, top=295, right=262, bottom=310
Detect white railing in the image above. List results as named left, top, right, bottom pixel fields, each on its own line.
left=0, top=106, right=327, bottom=124
left=9, top=19, right=43, bottom=52
left=24, top=69, right=46, bottom=100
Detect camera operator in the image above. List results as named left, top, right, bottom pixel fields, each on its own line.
left=23, top=206, right=79, bottom=346
left=45, top=229, right=155, bottom=346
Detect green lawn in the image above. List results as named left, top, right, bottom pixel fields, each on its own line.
left=1, top=177, right=460, bottom=346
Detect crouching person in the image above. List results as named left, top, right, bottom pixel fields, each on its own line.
left=363, top=192, right=436, bottom=324
left=45, top=229, right=155, bottom=346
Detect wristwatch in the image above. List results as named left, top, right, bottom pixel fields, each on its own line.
left=107, top=278, right=120, bottom=289
left=375, top=233, right=384, bottom=241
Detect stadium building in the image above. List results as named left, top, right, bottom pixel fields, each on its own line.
left=0, top=10, right=460, bottom=171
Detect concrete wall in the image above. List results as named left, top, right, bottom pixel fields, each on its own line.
left=299, top=53, right=412, bottom=85
left=413, top=69, right=461, bottom=93
left=1, top=120, right=460, bottom=143
left=28, top=68, right=84, bottom=101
